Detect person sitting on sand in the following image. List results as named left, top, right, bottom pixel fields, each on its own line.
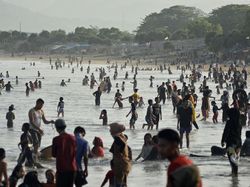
left=89, top=137, right=104, bottom=158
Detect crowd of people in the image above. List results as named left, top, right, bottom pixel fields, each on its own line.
left=1, top=56, right=250, bottom=187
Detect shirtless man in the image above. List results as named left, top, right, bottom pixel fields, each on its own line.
left=28, top=98, right=54, bottom=163
left=0, top=148, right=9, bottom=187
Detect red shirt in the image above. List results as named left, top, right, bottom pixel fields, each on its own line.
left=91, top=146, right=105, bottom=157
left=52, top=132, right=77, bottom=172
left=168, top=155, right=202, bottom=187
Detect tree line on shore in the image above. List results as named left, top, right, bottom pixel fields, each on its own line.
left=0, top=4, right=250, bottom=54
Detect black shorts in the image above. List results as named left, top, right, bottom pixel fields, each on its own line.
left=57, top=171, right=76, bottom=187
left=30, top=129, right=41, bottom=147
left=75, top=171, right=88, bottom=186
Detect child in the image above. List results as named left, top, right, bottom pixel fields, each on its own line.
left=211, top=101, right=220, bottom=124
left=9, top=164, right=26, bottom=187
left=42, top=169, right=56, bottom=187
left=138, top=97, right=145, bottom=108
left=17, top=123, right=34, bottom=167
left=0, top=148, right=9, bottom=187
left=100, top=160, right=114, bottom=187
left=89, top=137, right=104, bottom=158
left=99, top=110, right=108, bottom=126
left=6, top=105, right=15, bottom=128
left=135, top=133, right=153, bottom=161
left=57, top=97, right=64, bottom=117
left=126, top=103, right=138, bottom=129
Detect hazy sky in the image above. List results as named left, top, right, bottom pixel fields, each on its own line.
left=3, top=0, right=250, bottom=31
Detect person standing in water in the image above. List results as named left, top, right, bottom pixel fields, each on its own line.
left=126, top=102, right=138, bottom=129
left=57, top=97, right=64, bottom=117
left=93, top=87, right=102, bottom=106
left=99, top=109, right=108, bottom=126
left=152, top=97, right=162, bottom=130
left=221, top=108, right=242, bottom=176
left=4, top=81, right=13, bottom=92
left=28, top=98, right=54, bottom=164
left=25, top=83, right=30, bottom=96
left=52, top=119, right=77, bottom=187
left=177, top=100, right=193, bottom=149
left=109, top=123, right=131, bottom=187
left=6, top=104, right=15, bottom=128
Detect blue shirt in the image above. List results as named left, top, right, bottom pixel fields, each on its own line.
left=75, top=133, right=88, bottom=170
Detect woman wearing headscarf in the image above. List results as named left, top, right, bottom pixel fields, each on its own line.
left=109, top=123, right=131, bottom=187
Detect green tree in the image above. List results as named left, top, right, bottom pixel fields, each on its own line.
left=187, top=18, right=212, bottom=38
left=209, top=5, right=250, bottom=35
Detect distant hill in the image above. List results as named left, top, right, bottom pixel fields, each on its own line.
left=0, top=0, right=87, bottom=32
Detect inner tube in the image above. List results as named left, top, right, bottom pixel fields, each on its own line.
left=211, top=146, right=226, bottom=156
left=40, top=145, right=52, bottom=159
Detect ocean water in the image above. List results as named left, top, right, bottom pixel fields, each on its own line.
left=0, top=59, right=250, bottom=187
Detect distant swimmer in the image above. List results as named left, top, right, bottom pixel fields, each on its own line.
left=4, top=81, right=13, bottom=92
left=60, top=80, right=67, bottom=87
left=82, top=76, right=89, bottom=86
left=16, top=76, right=18, bottom=85
left=6, top=71, right=9, bottom=78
